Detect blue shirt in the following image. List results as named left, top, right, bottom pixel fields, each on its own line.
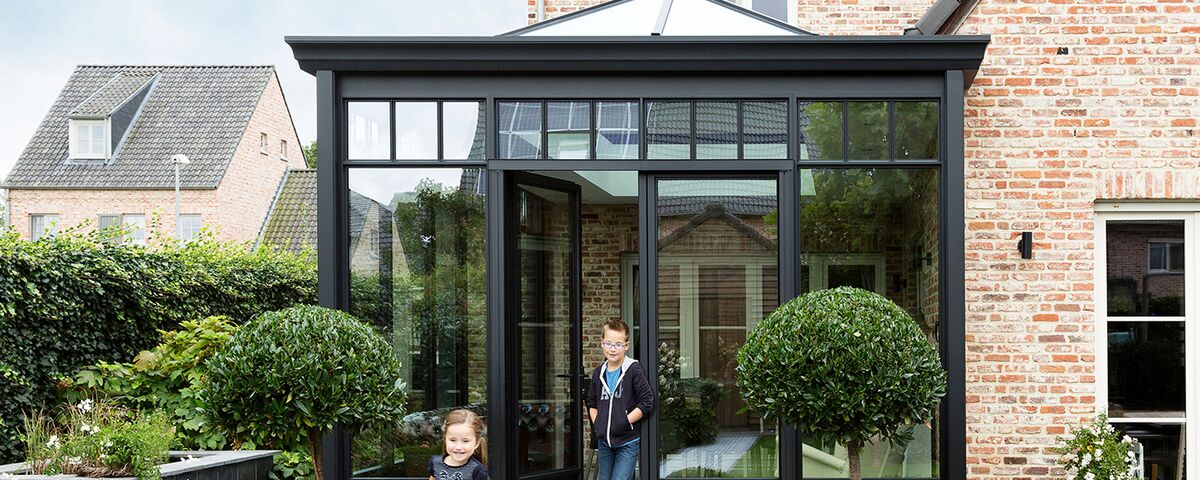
left=605, top=365, right=621, bottom=396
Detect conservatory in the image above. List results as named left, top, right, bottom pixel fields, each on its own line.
left=286, top=1, right=987, bottom=479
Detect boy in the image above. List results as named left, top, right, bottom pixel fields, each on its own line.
left=586, top=318, right=654, bottom=480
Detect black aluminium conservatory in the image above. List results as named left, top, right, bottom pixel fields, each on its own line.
left=287, top=34, right=988, bottom=480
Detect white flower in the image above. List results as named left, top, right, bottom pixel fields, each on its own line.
left=1084, top=471, right=1095, bottom=480
left=46, top=435, right=59, bottom=448
left=77, top=399, right=94, bottom=413
left=1122, top=435, right=1133, bottom=444
left=1, top=472, right=16, bottom=479
left=1095, top=448, right=1103, bottom=457
left=80, top=424, right=97, bottom=435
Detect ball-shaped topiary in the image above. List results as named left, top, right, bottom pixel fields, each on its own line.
left=201, top=305, right=406, bottom=480
left=736, top=287, right=946, bottom=480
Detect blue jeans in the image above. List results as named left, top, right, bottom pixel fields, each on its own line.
left=597, top=437, right=640, bottom=480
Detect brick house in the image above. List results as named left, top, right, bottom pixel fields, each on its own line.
left=282, top=0, right=1196, bottom=478
left=2, top=65, right=306, bottom=243
left=519, top=3, right=1196, bottom=480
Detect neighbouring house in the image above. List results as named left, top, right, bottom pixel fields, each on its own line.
left=2, top=65, right=306, bottom=244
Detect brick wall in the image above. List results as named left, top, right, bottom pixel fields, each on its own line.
left=955, top=1, right=1200, bottom=478
left=214, top=72, right=306, bottom=241
left=7, top=188, right=221, bottom=241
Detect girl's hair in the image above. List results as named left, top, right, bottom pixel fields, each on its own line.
left=443, top=409, right=488, bottom=466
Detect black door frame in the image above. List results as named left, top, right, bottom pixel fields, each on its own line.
left=505, top=171, right=585, bottom=480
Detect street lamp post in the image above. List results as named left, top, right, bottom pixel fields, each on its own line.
left=171, top=154, right=190, bottom=241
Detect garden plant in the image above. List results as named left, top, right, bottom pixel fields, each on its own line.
left=736, top=287, right=946, bottom=480
left=21, top=399, right=173, bottom=480
left=1056, top=413, right=1141, bottom=480
left=201, top=305, right=407, bottom=480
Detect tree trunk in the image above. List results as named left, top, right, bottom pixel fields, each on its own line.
left=308, top=429, right=325, bottom=480
left=847, top=438, right=862, bottom=480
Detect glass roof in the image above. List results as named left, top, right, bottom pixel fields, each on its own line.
left=509, top=0, right=810, bottom=37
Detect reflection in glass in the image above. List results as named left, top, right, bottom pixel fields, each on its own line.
left=515, top=183, right=578, bottom=474
left=499, top=101, right=543, bottom=159
left=596, top=101, right=639, bottom=159
left=847, top=101, right=888, bottom=160
left=1114, top=423, right=1184, bottom=480
left=743, top=102, right=788, bottom=159
left=443, top=101, right=485, bottom=159
left=894, top=102, right=939, bottom=160
left=393, top=102, right=437, bottom=159
left=798, top=101, right=843, bottom=161
left=695, top=102, right=737, bottom=159
left=548, top=101, right=591, bottom=159
left=348, top=102, right=390, bottom=159
left=647, top=101, right=691, bottom=159
left=347, top=168, right=488, bottom=478
left=657, top=178, right=778, bottom=478
left=799, top=168, right=941, bottom=477
left=1108, top=322, right=1185, bottom=418
left=1106, top=220, right=1185, bottom=317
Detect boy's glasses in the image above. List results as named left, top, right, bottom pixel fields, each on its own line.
left=601, top=341, right=628, bottom=350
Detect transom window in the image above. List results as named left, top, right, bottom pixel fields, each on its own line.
left=69, top=119, right=107, bottom=159
left=347, top=100, right=485, bottom=160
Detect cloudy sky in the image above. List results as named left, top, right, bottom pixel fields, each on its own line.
left=0, top=0, right=526, bottom=181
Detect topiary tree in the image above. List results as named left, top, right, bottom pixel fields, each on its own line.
left=736, top=287, right=946, bottom=480
left=201, top=305, right=407, bottom=480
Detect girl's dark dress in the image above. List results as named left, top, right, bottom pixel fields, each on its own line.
left=428, top=455, right=488, bottom=480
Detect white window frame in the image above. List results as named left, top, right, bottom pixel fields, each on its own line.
left=802, top=253, right=887, bottom=293
left=280, top=139, right=288, bottom=160
left=260, top=132, right=269, bottom=154
left=30, top=214, right=59, bottom=240
left=68, top=119, right=108, bottom=159
left=178, top=214, right=202, bottom=242
left=1095, top=204, right=1198, bottom=474
left=122, top=214, right=146, bottom=245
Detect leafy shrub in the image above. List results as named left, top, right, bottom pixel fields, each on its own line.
left=0, top=230, right=316, bottom=462
left=22, top=399, right=173, bottom=480
left=736, top=287, right=946, bottom=480
left=201, top=305, right=407, bottom=480
left=58, top=317, right=312, bottom=480
left=1057, top=413, right=1140, bottom=480
left=657, top=343, right=723, bottom=453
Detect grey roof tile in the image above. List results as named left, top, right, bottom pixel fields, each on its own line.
left=68, top=70, right=157, bottom=118
left=3, top=65, right=274, bottom=189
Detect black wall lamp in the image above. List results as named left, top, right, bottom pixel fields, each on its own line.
left=1017, top=231, right=1033, bottom=259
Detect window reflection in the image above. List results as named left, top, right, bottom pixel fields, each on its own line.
left=799, top=168, right=940, bottom=478
left=646, top=101, right=691, bottom=159
left=499, top=102, right=543, bottom=159
left=347, top=168, right=488, bottom=478
left=596, top=101, right=639, bottom=159
left=548, top=101, right=591, bottom=159
left=1106, top=221, right=1186, bottom=317
left=443, top=102, right=486, bottom=160
left=348, top=102, right=390, bottom=160
left=394, top=102, right=437, bottom=159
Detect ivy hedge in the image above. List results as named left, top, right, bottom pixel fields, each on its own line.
left=0, top=230, right=317, bottom=463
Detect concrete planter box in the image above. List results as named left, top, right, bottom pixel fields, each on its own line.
left=0, top=450, right=278, bottom=480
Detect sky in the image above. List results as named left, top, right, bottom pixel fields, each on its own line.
left=0, top=0, right=527, bottom=182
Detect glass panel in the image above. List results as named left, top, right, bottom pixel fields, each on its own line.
left=646, top=101, right=690, bottom=159
left=443, top=101, right=485, bottom=160
left=695, top=102, right=737, bottom=159
left=596, top=101, right=639, bottom=160
left=799, top=169, right=941, bottom=478
left=1114, top=423, right=1184, bottom=480
left=91, top=125, right=105, bottom=154
left=1108, top=321, right=1185, bottom=418
left=743, top=101, right=787, bottom=159
left=548, top=101, right=591, bottom=159
left=515, top=182, right=578, bottom=474
left=1106, top=220, right=1186, bottom=316
left=393, top=102, right=437, bottom=159
left=75, top=125, right=89, bottom=154
left=847, top=101, right=888, bottom=160
left=658, top=178, right=778, bottom=479
left=798, top=101, right=843, bottom=161
left=894, top=101, right=939, bottom=160
left=346, top=168, right=487, bottom=478
left=498, top=101, right=543, bottom=159
left=348, top=102, right=390, bottom=160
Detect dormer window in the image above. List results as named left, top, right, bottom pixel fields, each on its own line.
left=70, top=119, right=108, bottom=159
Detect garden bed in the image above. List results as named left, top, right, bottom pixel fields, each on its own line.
left=0, top=450, right=278, bottom=480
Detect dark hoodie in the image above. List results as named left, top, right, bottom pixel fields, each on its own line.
left=585, top=356, right=655, bottom=447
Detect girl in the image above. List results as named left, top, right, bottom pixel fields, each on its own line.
left=429, top=409, right=489, bottom=480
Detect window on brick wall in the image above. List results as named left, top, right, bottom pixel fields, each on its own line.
left=30, top=214, right=59, bottom=240
left=260, top=132, right=269, bottom=154
left=1098, top=208, right=1195, bottom=478
left=122, top=214, right=146, bottom=245
left=178, top=214, right=202, bottom=242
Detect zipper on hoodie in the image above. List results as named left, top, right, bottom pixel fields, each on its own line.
left=601, top=359, right=632, bottom=446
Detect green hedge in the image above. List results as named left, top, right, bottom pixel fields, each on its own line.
left=0, top=231, right=317, bottom=462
